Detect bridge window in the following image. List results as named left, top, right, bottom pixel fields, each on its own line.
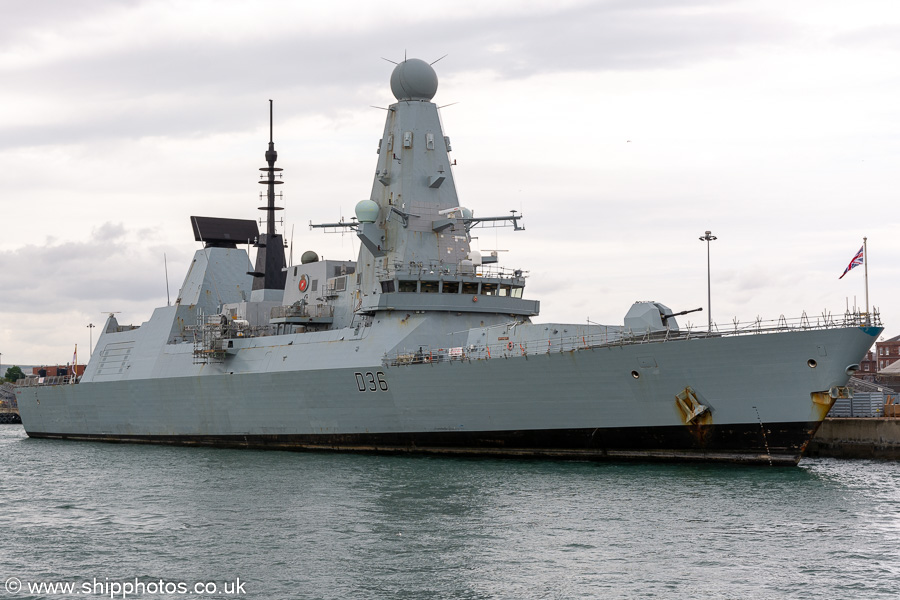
left=510, top=287, right=523, bottom=298
left=442, top=281, right=459, bottom=294
left=462, top=282, right=479, bottom=295
left=498, top=285, right=511, bottom=297
left=481, top=283, right=497, bottom=296
left=421, top=281, right=439, bottom=293
left=399, top=280, right=418, bottom=293
left=381, top=281, right=395, bottom=293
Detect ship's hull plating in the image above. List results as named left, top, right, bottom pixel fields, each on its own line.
left=16, top=326, right=878, bottom=465
left=25, top=422, right=818, bottom=465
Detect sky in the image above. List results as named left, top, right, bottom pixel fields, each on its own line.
left=1, top=0, right=899, bottom=366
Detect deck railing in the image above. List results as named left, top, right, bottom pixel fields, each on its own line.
left=380, top=260, right=526, bottom=281
left=383, top=309, right=881, bottom=367
left=16, top=376, right=78, bottom=387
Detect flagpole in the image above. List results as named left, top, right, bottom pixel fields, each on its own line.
left=863, top=236, right=869, bottom=325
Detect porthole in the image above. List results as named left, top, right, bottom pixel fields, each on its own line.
left=631, top=370, right=640, bottom=379
left=807, top=359, right=817, bottom=368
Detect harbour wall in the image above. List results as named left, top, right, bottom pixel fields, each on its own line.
left=807, top=418, right=900, bottom=460
left=0, top=382, right=20, bottom=424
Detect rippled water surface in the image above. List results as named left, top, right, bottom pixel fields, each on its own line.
left=3, top=424, right=900, bottom=599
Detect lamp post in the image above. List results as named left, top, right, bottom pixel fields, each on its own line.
left=699, top=230, right=717, bottom=331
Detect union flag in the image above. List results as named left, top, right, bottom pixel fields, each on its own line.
left=839, top=245, right=864, bottom=279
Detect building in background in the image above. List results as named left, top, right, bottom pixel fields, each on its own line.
left=854, top=335, right=900, bottom=384
left=858, top=350, right=877, bottom=380
left=876, top=335, right=900, bottom=371
left=31, top=365, right=86, bottom=379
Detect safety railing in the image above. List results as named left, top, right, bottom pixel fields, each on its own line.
left=383, top=309, right=881, bottom=366
left=16, top=375, right=78, bottom=387
left=380, top=260, right=527, bottom=281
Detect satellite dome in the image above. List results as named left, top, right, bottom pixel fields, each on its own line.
left=300, top=251, right=319, bottom=264
left=390, top=58, right=438, bottom=101
left=355, top=199, right=380, bottom=223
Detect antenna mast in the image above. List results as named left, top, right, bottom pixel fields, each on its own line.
left=251, top=100, right=287, bottom=293
left=263, top=99, right=280, bottom=241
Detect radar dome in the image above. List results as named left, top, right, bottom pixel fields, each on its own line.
left=300, top=251, right=319, bottom=264
left=355, top=199, right=380, bottom=223
left=390, top=58, right=438, bottom=101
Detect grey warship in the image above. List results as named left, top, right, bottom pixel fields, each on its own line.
left=16, top=58, right=882, bottom=465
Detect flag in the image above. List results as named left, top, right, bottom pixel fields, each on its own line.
left=839, top=245, right=864, bottom=279
left=71, top=344, right=77, bottom=383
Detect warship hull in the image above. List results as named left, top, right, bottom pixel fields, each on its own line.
left=16, top=325, right=878, bottom=465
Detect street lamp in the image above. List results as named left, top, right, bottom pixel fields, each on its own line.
left=699, top=230, right=717, bottom=331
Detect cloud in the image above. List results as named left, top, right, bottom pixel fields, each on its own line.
left=2, top=222, right=188, bottom=311
left=833, top=24, right=900, bottom=49
left=0, top=1, right=794, bottom=150
left=0, top=0, right=138, bottom=47
left=1, top=221, right=202, bottom=364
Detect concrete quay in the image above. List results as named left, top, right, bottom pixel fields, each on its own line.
left=807, top=418, right=900, bottom=460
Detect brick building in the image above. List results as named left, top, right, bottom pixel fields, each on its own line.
left=876, top=334, right=900, bottom=371
left=32, top=364, right=86, bottom=378
left=854, top=335, right=900, bottom=383
left=877, top=335, right=900, bottom=390
left=858, top=350, right=878, bottom=379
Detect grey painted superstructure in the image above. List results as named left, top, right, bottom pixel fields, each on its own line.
left=16, top=58, right=882, bottom=465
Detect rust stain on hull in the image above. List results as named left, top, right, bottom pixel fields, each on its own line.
left=675, top=386, right=713, bottom=445
left=811, top=386, right=851, bottom=421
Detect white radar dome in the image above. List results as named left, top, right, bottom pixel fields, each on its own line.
left=355, top=199, right=380, bottom=223
left=390, top=58, right=438, bottom=101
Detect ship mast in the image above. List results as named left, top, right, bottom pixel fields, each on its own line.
left=251, top=99, right=287, bottom=296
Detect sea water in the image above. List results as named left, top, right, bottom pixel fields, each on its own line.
left=2, top=424, right=899, bottom=599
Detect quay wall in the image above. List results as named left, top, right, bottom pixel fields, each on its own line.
left=807, top=418, right=900, bottom=460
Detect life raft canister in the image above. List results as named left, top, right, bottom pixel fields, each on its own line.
left=298, top=275, right=309, bottom=292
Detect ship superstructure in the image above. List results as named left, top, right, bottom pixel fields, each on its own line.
left=16, top=58, right=882, bottom=465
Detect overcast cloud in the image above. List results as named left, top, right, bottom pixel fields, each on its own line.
left=1, top=0, right=898, bottom=365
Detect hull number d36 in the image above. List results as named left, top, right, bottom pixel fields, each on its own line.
left=355, top=371, right=389, bottom=392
